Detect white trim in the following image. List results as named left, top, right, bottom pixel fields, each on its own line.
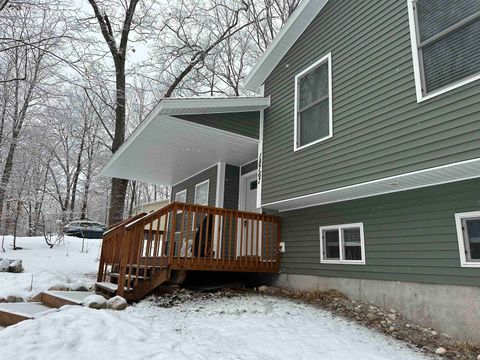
left=319, top=223, right=366, bottom=265
left=194, top=179, right=210, bottom=206
left=294, top=53, right=333, bottom=151
left=407, top=0, right=480, bottom=103
left=215, top=162, right=226, bottom=208
left=262, top=158, right=480, bottom=212
left=257, top=86, right=265, bottom=209
left=158, top=97, right=270, bottom=115
left=174, top=189, right=187, bottom=203
left=244, top=0, right=330, bottom=92
left=238, top=170, right=259, bottom=212
left=455, top=211, right=480, bottom=268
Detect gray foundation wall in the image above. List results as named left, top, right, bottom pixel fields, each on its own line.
left=273, top=273, right=480, bottom=342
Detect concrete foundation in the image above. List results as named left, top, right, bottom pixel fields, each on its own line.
left=272, top=273, right=480, bottom=342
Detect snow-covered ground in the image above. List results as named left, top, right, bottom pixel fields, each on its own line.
left=0, top=294, right=431, bottom=360
left=0, top=236, right=431, bottom=359
left=0, top=235, right=101, bottom=299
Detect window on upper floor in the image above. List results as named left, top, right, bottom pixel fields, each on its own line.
left=408, top=0, right=480, bottom=102
left=294, top=53, right=333, bottom=151
left=455, top=211, right=480, bottom=267
left=320, top=223, right=365, bottom=265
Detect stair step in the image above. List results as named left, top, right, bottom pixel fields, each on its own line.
left=41, top=291, right=96, bottom=308
left=109, top=273, right=150, bottom=280
left=95, top=282, right=133, bottom=294
left=0, top=302, right=54, bottom=326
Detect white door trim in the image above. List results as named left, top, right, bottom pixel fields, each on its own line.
left=239, top=170, right=260, bottom=212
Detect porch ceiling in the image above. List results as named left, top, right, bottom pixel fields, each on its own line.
left=101, top=114, right=259, bottom=186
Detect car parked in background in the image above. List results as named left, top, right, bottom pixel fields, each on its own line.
left=63, top=221, right=107, bottom=239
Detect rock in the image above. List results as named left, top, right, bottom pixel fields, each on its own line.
left=387, top=313, right=397, bottom=320
left=476, top=355, right=480, bottom=360
left=0, top=297, right=7, bottom=303
left=388, top=326, right=395, bottom=332
left=48, top=285, right=70, bottom=291
left=8, top=259, right=23, bottom=273
left=389, top=308, right=397, bottom=314
left=28, top=293, right=43, bottom=302
left=431, top=331, right=438, bottom=336
left=405, top=323, right=411, bottom=328
left=435, top=347, right=447, bottom=355
left=258, top=285, right=269, bottom=293
left=82, top=295, right=107, bottom=309
left=70, top=282, right=89, bottom=292
left=107, top=296, right=128, bottom=310
left=0, top=258, right=9, bottom=272
left=6, top=295, right=24, bottom=303
left=366, top=313, right=379, bottom=321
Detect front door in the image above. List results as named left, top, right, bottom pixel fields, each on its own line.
left=237, top=171, right=261, bottom=257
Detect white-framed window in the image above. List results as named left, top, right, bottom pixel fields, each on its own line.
left=407, top=0, right=480, bottom=102
left=319, top=223, right=365, bottom=265
left=294, top=52, right=333, bottom=151
left=194, top=179, right=209, bottom=206
left=455, top=211, right=480, bottom=268
left=174, top=189, right=187, bottom=203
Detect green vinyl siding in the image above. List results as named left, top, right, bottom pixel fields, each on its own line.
left=280, top=179, right=480, bottom=287
left=261, top=0, right=480, bottom=205
left=174, top=112, right=259, bottom=139
left=224, top=164, right=240, bottom=209
left=172, top=165, right=217, bottom=207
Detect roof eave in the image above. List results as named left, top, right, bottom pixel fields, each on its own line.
left=244, top=0, right=329, bottom=92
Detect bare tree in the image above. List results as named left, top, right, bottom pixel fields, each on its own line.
left=86, top=0, right=141, bottom=225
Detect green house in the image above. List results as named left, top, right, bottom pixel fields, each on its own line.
left=101, top=0, right=480, bottom=341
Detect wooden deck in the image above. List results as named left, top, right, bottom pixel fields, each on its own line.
left=97, top=202, right=281, bottom=300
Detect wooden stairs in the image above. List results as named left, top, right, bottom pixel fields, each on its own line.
left=95, top=264, right=170, bottom=301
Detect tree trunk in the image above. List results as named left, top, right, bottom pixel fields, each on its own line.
left=108, top=58, right=127, bottom=226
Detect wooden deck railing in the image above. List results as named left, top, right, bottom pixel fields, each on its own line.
left=98, top=203, right=281, bottom=295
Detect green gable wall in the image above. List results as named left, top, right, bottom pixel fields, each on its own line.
left=280, top=179, right=480, bottom=287
left=174, top=112, right=259, bottom=139
left=172, top=165, right=217, bottom=207
left=261, top=0, right=480, bottom=205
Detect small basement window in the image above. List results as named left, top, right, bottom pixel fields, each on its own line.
left=408, top=0, right=480, bottom=101
left=319, top=223, right=365, bottom=264
left=455, top=211, right=480, bottom=267
left=294, top=53, right=333, bottom=151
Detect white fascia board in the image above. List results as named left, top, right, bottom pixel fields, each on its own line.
left=244, top=0, right=329, bottom=92
left=263, top=158, right=480, bottom=212
left=158, top=97, right=271, bottom=115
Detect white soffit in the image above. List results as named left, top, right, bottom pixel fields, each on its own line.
left=158, top=97, right=270, bottom=115
left=101, top=115, right=259, bottom=186
left=263, top=158, right=480, bottom=212
left=244, top=0, right=328, bottom=92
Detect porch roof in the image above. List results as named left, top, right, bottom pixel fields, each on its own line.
left=100, top=97, right=269, bottom=186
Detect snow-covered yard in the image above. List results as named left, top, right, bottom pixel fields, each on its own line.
left=0, top=235, right=101, bottom=299
left=0, top=294, right=432, bottom=360
left=0, top=236, right=432, bottom=360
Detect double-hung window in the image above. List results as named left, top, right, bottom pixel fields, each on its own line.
left=408, top=0, right=480, bottom=101
left=455, top=211, right=480, bottom=267
left=320, top=223, right=365, bottom=264
left=294, top=53, right=333, bottom=151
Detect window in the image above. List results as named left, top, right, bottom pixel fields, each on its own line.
left=319, top=223, right=365, bottom=264
left=174, top=189, right=187, bottom=203
left=194, top=180, right=209, bottom=206
left=294, top=53, right=333, bottom=151
left=408, top=0, right=480, bottom=101
left=455, top=211, right=480, bottom=267
left=174, top=189, right=187, bottom=232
